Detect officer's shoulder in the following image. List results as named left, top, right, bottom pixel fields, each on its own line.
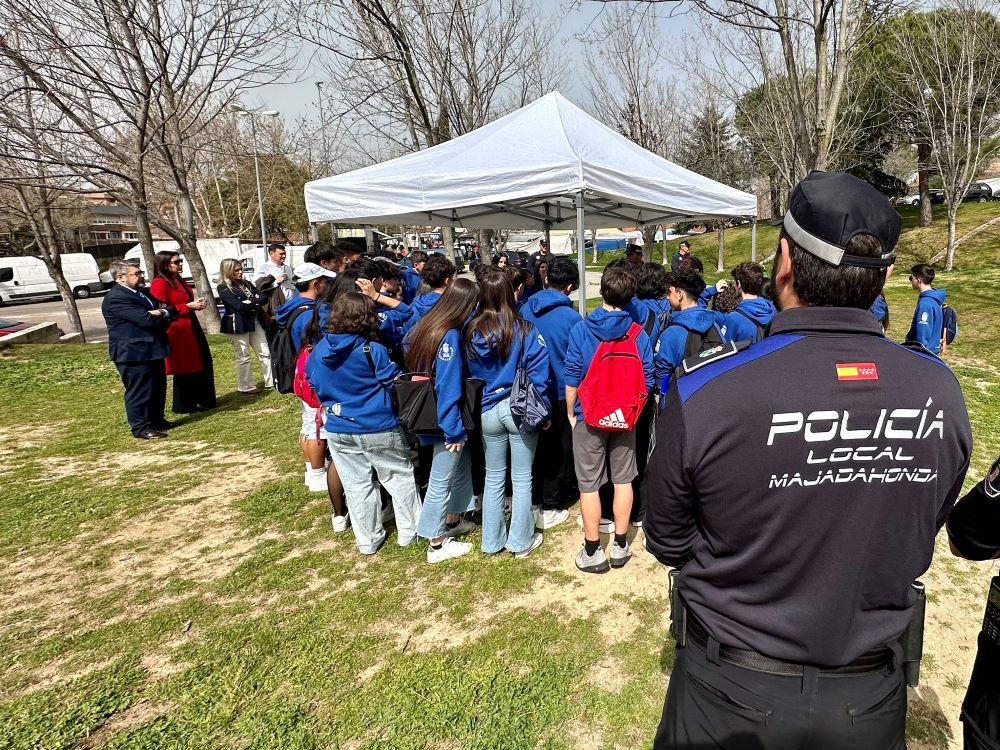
left=886, top=338, right=960, bottom=381
left=674, top=333, right=803, bottom=403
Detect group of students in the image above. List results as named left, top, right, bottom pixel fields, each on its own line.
left=253, top=238, right=954, bottom=570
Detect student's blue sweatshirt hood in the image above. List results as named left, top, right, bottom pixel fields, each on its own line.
left=520, top=290, right=581, bottom=399
left=467, top=323, right=551, bottom=411
left=736, top=296, right=777, bottom=324
left=653, top=306, right=723, bottom=392
left=584, top=307, right=634, bottom=341
left=307, top=333, right=400, bottom=434
left=275, top=296, right=320, bottom=350
left=402, top=291, right=442, bottom=336
left=668, top=305, right=718, bottom=334
left=923, top=288, right=947, bottom=306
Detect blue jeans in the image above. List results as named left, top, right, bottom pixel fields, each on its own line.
left=327, top=427, right=422, bottom=554
left=481, top=398, right=538, bottom=553
left=416, top=442, right=474, bottom=540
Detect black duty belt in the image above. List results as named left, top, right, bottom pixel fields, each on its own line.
left=685, top=611, right=894, bottom=676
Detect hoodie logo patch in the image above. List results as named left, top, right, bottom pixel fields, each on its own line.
left=438, top=342, right=454, bottom=362
left=836, top=362, right=878, bottom=381
left=327, top=403, right=342, bottom=416
left=921, top=311, right=929, bottom=323
left=537, top=334, right=546, bottom=348
left=378, top=312, right=387, bottom=323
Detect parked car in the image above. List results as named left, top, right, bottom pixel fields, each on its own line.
left=0, top=317, right=29, bottom=337
left=965, top=182, right=994, bottom=202
left=898, top=189, right=945, bottom=206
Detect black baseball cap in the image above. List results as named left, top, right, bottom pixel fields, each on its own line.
left=774, top=171, right=900, bottom=269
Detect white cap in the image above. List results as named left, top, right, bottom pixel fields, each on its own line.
left=292, top=262, right=336, bottom=284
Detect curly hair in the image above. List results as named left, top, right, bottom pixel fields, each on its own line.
left=326, top=292, right=380, bottom=341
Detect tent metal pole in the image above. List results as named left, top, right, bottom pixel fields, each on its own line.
left=576, top=190, right=586, bottom=315
left=309, top=223, right=319, bottom=242
left=751, top=220, right=757, bottom=262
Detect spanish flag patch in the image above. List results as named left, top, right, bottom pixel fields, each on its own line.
left=836, top=362, right=878, bottom=381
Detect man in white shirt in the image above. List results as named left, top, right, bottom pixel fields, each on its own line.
left=253, top=244, right=296, bottom=301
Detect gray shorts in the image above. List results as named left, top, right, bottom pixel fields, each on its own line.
left=572, top=420, right=637, bottom=493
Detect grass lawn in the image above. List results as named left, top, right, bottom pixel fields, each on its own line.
left=1, top=201, right=999, bottom=749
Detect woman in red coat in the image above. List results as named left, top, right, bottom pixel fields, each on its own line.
left=150, top=251, right=217, bottom=413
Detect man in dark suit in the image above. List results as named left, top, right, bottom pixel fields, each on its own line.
left=102, top=260, right=176, bottom=439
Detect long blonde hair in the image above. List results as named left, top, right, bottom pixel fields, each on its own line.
left=219, top=258, right=243, bottom=288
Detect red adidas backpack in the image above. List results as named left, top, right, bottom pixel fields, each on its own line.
left=578, top=322, right=648, bottom=432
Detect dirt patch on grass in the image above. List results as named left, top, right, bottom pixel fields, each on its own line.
left=0, top=423, right=60, bottom=460
left=77, top=699, right=174, bottom=749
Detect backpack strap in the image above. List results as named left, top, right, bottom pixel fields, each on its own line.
left=678, top=340, right=750, bottom=377
left=642, top=309, right=657, bottom=338
left=733, top=308, right=765, bottom=339
left=363, top=342, right=377, bottom=375
left=623, top=321, right=642, bottom=341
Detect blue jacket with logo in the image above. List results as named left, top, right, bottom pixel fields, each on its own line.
left=906, top=288, right=946, bottom=354
left=655, top=306, right=724, bottom=390
left=564, top=307, right=654, bottom=420
left=377, top=301, right=413, bottom=352
left=467, top=321, right=551, bottom=412
left=401, top=267, right=422, bottom=304
left=722, top=297, right=777, bottom=343
left=275, top=296, right=322, bottom=351
left=306, top=333, right=401, bottom=434
left=519, top=289, right=582, bottom=401
left=426, top=328, right=468, bottom=444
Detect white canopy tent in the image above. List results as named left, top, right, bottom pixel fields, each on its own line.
left=304, top=91, right=757, bottom=312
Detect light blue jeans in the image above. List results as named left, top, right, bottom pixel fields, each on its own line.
left=481, top=398, right=538, bottom=553
left=327, top=427, right=421, bottom=554
left=416, top=442, right=474, bottom=540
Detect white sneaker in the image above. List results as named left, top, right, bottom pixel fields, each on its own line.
left=306, top=466, right=328, bottom=492
left=427, top=537, right=473, bottom=563
left=536, top=508, right=569, bottom=530
left=576, top=514, right=614, bottom=533
left=445, top=519, right=476, bottom=538
left=513, top=532, right=543, bottom=558
left=331, top=513, right=350, bottom=533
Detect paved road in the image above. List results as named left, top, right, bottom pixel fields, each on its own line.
left=2, top=295, right=110, bottom=343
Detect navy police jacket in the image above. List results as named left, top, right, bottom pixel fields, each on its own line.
left=644, top=306, right=972, bottom=667
left=101, top=283, right=173, bottom=363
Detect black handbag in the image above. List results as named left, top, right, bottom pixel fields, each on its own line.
left=393, top=372, right=484, bottom=437
left=509, top=330, right=550, bottom=433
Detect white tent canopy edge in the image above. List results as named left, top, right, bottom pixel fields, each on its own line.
left=304, top=91, right=758, bottom=313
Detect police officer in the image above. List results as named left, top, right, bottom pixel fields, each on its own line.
left=947, top=456, right=1000, bottom=749
left=645, top=171, right=973, bottom=749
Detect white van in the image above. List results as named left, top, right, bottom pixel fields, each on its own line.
left=123, top=238, right=245, bottom=285
left=0, top=253, right=103, bottom=304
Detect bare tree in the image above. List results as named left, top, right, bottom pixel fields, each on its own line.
left=293, top=0, right=564, bottom=246
left=584, top=4, right=684, bottom=259
left=0, top=0, right=291, bottom=331
left=598, top=0, right=898, bottom=192
left=887, top=0, right=1000, bottom=269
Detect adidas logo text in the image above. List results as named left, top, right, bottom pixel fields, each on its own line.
left=598, top=408, right=629, bottom=429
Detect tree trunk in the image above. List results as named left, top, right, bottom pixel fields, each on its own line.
left=769, top=171, right=782, bottom=219
left=918, top=142, right=932, bottom=228
left=641, top=225, right=657, bottom=263
left=716, top=222, right=725, bottom=272
left=945, top=208, right=957, bottom=271
left=440, top=225, right=454, bottom=265
left=134, top=202, right=158, bottom=276
left=45, top=256, right=85, bottom=341
left=175, top=189, right=221, bottom=332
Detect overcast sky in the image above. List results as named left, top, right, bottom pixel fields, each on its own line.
left=249, top=1, right=695, bottom=118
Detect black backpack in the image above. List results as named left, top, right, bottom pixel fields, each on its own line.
left=271, top=305, right=315, bottom=394
left=732, top=308, right=767, bottom=343
left=680, top=321, right=726, bottom=360
left=942, top=303, right=958, bottom=345
left=643, top=308, right=672, bottom=343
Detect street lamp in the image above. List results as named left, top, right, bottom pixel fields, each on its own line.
left=232, top=105, right=279, bottom=253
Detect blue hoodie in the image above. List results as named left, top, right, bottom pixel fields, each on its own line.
left=627, top=296, right=673, bottom=344
left=306, top=334, right=401, bottom=434
left=564, top=308, right=654, bottom=420
left=654, top=306, right=724, bottom=390
left=520, top=290, right=583, bottom=400
left=402, top=266, right=422, bottom=304
left=377, top=301, right=414, bottom=352
left=721, top=297, right=777, bottom=343
left=402, top=291, right=442, bottom=337
left=870, top=294, right=888, bottom=328
left=906, top=288, right=946, bottom=354
left=425, top=328, right=468, bottom=444
left=698, top=284, right=721, bottom=309
left=467, top=321, right=551, bottom=412
left=275, top=296, right=322, bottom=351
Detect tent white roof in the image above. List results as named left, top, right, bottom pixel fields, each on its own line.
left=304, top=92, right=756, bottom=229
